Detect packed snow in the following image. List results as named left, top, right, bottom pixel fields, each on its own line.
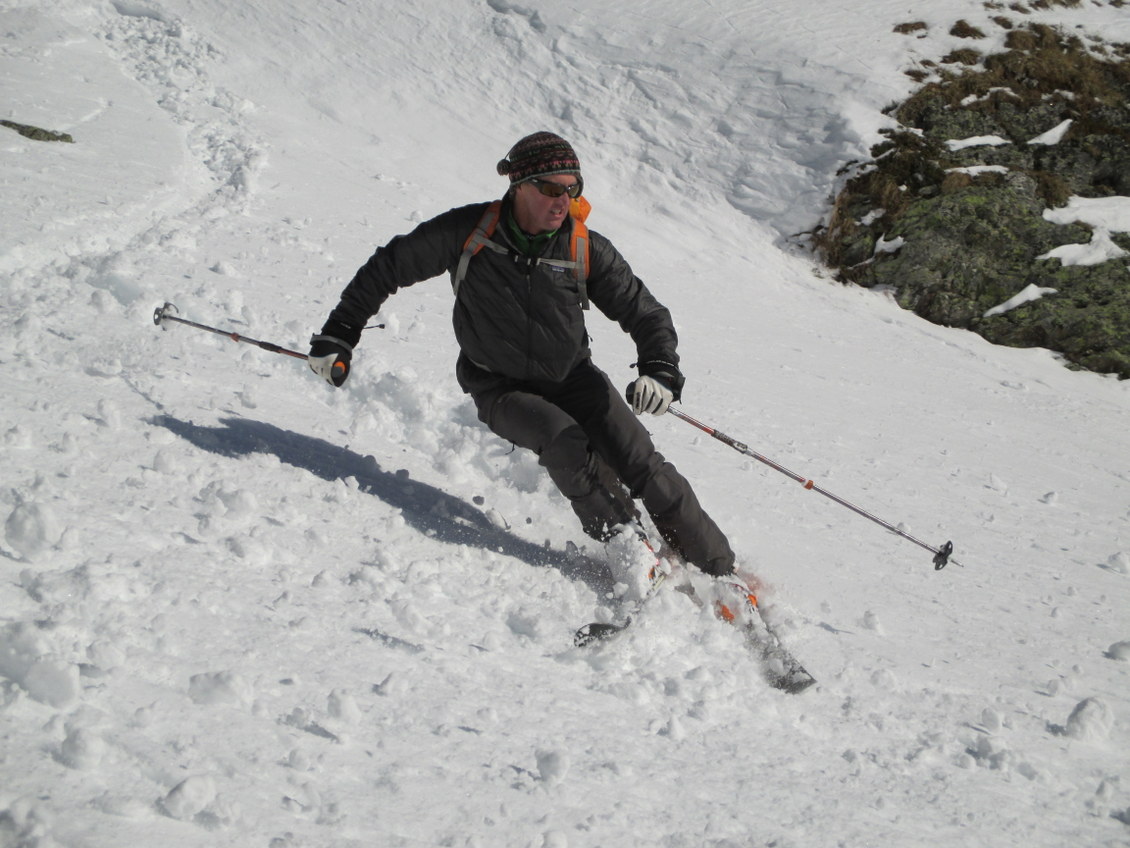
left=1041, top=196, right=1130, bottom=267
left=983, top=284, right=1059, bottom=319
left=2, top=0, right=1129, bottom=846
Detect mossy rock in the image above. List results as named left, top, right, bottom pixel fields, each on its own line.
left=816, top=20, right=1130, bottom=379
left=1, top=120, right=74, bottom=143
left=864, top=180, right=1087, bottom=317
left=977, top=265, right=1130, bottom=377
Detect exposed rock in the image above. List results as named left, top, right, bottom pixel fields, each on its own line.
left=1, top=119, right=74, bottom=143
left=816, top=21, right=1130, bottom=378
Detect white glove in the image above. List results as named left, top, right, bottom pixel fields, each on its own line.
left=630, top=375, right=674, bottom=416
left=307, top=334, right=352, bottom=387
left=308, top=352, right=348, bottom=386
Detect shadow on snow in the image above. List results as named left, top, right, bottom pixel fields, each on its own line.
left=151, top=414, right=614, bottom=596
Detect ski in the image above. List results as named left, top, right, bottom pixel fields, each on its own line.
left=575, top=570, right=816, bottom=693
left=573, top=619, right=630, bottom=646
left=742, top=614, right=817, bottom=694
left=573, top=570, right=668, bottom=647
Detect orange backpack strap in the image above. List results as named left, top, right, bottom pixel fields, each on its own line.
left=452, top=200, right=506, bottom=299
left=569, top=209, right=590, bottom=310
left=453, top=197, right=591, bottom=309
left=532, top=197, right=591, bottom=309
left=571, top=196, right=591, bottom=224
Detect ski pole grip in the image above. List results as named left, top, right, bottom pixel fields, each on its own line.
left=933, top=541, right=953, bottom=570
left=153, top=302, right=178, bottom=327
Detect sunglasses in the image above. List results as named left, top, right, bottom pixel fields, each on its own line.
left=526, top=177, right=583, bottom=199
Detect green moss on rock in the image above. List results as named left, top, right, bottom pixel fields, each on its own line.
left=1, top=120, right=74, bottom=143
left=815, top=20, right=1130, bottom=378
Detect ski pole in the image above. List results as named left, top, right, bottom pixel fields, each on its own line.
left=153, top=302, right=309, bottom=360
left=666, top=405, right=959, bottom=570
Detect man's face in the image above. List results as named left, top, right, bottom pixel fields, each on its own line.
left=512, top=173, right=581, bottom=234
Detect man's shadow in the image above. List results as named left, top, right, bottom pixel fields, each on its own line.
left=151, top=414, right=614, bottom=595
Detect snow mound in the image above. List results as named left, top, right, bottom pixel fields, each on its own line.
left=1062, top=697, right=1114, bottom=742
left=4, top=501, right=62, bottom=561
left=0, top=624, right=79, bottom=708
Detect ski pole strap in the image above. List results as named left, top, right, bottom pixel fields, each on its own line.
left=308, top=333, right=355, bottom=354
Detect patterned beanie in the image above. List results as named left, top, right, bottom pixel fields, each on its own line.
left=496, top=132, right=581, bottom=184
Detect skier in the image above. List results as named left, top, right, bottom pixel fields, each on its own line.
left=308, top=131, right=742, bottom=590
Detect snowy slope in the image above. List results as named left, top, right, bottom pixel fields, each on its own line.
left=2, top=0, right=1129, bottom=846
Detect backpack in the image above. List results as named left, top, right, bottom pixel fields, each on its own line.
left=451, top=196, right=591, bottom=310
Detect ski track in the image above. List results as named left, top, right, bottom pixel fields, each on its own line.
left=2, top=0, right=1128, bottom=846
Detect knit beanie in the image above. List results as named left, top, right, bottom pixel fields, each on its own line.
left=496, top=132, right=581, bottom=184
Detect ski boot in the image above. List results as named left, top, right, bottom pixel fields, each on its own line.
left=603, top=522, right=665, bottom=601
left=714, top=573, right=760, bottom=624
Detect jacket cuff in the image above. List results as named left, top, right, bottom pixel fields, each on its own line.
left=638, top=359, right=685, bottom=400
left=319, top=318, right=362, bottom=349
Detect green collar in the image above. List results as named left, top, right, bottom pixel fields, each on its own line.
left=505, top=211, right=558, bottom=256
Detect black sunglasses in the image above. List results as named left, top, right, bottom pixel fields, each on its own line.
left=526, top=177, right=583, bottom=199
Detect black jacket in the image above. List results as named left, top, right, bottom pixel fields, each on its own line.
left=326, top=197, right=679, bottom=392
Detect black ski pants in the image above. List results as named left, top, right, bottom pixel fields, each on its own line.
left=468, top=358, right=735, bottom=576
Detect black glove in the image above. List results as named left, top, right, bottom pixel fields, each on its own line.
left=308, top=320, right=359, bottom=387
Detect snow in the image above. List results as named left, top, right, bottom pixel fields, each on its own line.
left=1038, top=229, right=1128, bottom=267
left=946, top=164, right=1009, bottom=177
left=1041, top=196, right=1130, bottom=266
left=945, top=135, right=1009, bottom=151
left=2, top=0, right=1129, bottom=846
left=983, top=284, right=1059, bottom=319
left=1029, top=119, right=1074, bottom=147
left=873, top=234, right=904, bottom=255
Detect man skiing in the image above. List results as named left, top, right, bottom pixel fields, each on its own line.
left=308, top=131, right=739, bottom=586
